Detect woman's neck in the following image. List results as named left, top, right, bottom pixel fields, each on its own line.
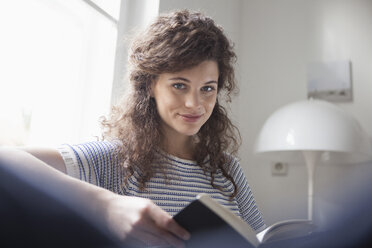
left=161, top=130, right=195, bottom=160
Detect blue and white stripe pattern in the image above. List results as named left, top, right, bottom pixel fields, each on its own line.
left=58, top=141, right=266, bottom=232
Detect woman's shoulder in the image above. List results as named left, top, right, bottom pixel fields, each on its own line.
left=221, top=153, right=242, bottom=175
left=59, top=140, right=122, bottom=155
left=223, top=153, right=239, bottom=163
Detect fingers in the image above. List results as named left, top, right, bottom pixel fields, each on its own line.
left=147, top=203, right=190, bottom=241
left=139, top=217, right=186, bottom=248
left=111, top=196, right=191, bottom=247
left=127, top=228, right=169, bottom=247
left=162, top=216, right=191, bottom=241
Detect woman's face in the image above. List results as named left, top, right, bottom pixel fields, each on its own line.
left=152, top=60, right=219, bottom=139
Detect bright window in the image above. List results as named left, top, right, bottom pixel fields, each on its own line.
left=0, top=0, right=119, bottom=146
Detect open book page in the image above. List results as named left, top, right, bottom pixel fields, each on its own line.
left=256, top=219, right=316, bottom=243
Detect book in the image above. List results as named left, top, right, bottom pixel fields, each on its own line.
left=173, top=194, right=316, bottom=248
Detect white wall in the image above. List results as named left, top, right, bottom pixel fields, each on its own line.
left=158, top=0, right=372, bottom=225
left=237, top=0, right=309, bottom=224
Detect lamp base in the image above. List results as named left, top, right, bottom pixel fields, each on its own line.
left=302, top=151, right=321, bottom=220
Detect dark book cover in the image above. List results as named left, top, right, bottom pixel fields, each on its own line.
left=173, top=197, right=256, bottom=248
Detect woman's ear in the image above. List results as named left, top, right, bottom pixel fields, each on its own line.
left=149, top=79, right=156, bottom=97
left=149, top=85, right=154, bottom=98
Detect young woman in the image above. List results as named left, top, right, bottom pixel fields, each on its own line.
left=3, top=10, right=265, bottom=248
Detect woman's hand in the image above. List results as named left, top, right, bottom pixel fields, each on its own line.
left=104, top=194, right=190, bottom=248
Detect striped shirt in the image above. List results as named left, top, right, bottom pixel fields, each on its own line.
left=58, top=141, right=266, bottom=232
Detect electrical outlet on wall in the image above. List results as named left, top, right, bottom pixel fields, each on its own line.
left=271, top=162, right=288, bottom=176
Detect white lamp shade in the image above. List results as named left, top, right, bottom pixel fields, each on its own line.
left=255, top=100, right=372, bottom=164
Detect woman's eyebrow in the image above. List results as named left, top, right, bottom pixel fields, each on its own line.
left=169, top=77, right=218, bottom=85
left=169, top=77, right=190, bottom=82
left=205, top=80, right=218, bottom=85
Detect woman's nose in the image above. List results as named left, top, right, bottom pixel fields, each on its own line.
left=184, top=91, right=201, bottom=109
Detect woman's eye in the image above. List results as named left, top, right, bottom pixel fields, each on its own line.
left=201, top=85, right=216, bottom=92
left=172, top=83, right=186, bottom=90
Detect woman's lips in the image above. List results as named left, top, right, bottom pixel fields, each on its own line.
left=179, top=114, right=203, bottom=123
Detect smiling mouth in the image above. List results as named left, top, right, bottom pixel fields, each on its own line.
left=179, top=114, right=203, bottom=123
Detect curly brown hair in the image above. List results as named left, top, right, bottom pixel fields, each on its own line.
left=101, top=10, right=241, bottom=198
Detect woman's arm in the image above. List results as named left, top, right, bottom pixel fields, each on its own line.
left=0, top=148, right=190, bottom=247
left=21, top=147, right=67, bottom=173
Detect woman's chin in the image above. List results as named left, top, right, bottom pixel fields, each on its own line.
left=179, top=128, right=201, bottom=137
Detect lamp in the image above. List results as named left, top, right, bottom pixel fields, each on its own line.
left=255, top=99, right=372, bottom=220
